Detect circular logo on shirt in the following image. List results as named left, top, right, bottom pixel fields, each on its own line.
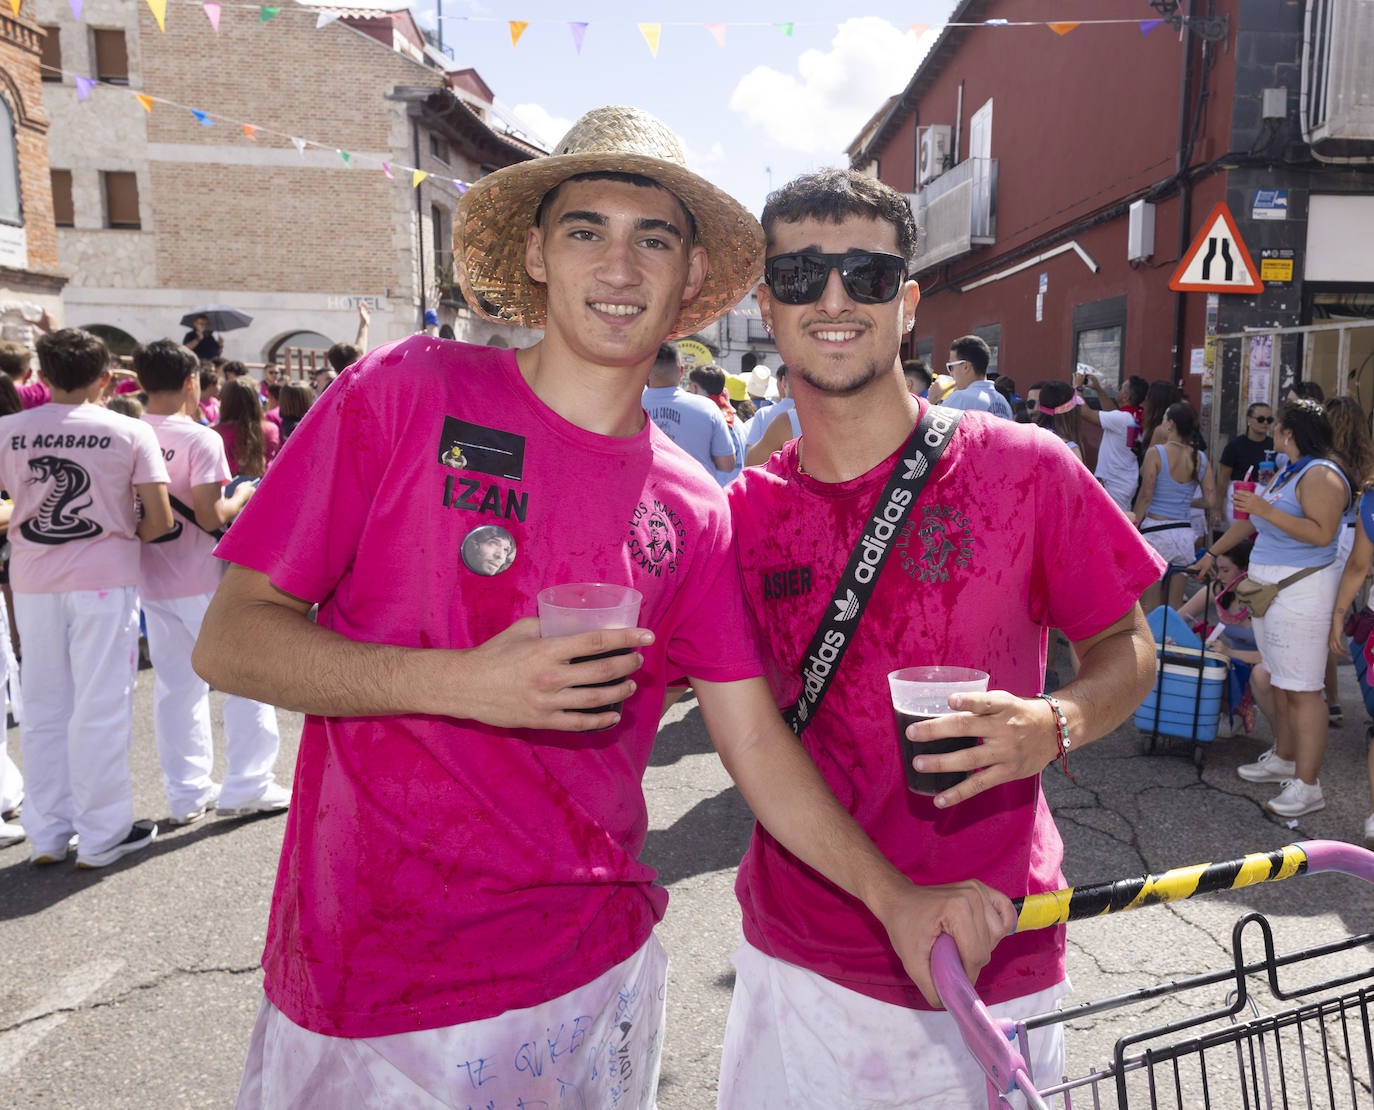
left=897, top=505, right=973, bottom=583
left=461, top=524, right=516, bottom=576
left=626, top=500, right=684, bottom=576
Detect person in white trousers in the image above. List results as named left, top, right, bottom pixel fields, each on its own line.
left=134, top=339, right=289, bottom=825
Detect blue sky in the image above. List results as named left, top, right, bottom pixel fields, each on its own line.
left=411, top=1, right=958, bottom=216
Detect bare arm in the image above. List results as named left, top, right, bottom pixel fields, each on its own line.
left=353, top=302, right=370, bottom=351
left=1199, top=454, right=1218, bottom=511
left=136, top=481, right=174, bottom=541
left=745, top=411, right=794, bottom=467
left=192, top=563, right=651, bottom=726
left=905, top=605, right=1158, bottom=807
left=1132, top=448, right=1159, bottom=523
left=1242, top=467, right=1346, bottom=548
left=693, top=675, right=1014, bottom=1005
left=1330, top=525, right=1374, bottom=656
left=190, top=480, right=252, bottom=532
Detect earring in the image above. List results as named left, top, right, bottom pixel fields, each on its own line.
left=904, top=319, right=914, bottom=332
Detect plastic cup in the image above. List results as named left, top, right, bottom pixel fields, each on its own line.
left=1232, top=480, right=1256, bottom=520
left=887, top=666, right=991, bottom=795
left=537, top=583, right=643, bottom=717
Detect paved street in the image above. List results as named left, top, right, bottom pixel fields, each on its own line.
left=3, top=659, right=1374, bottom=1108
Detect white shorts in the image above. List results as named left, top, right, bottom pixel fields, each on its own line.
left=1251, top=560, right=1343, bottom=691
left=235, top=936, right=667, bottom=1110
left=718, top=940, right=1068, bottom=1109
left=1140, top=521, right=1196, bottom=566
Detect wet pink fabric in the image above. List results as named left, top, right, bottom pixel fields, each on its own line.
left=217, top=337, right=762, bottom=1037
left=728, top=404, right=1164, bottom=1010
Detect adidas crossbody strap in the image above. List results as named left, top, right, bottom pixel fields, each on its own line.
left=783, top=405, right=962, bottom=737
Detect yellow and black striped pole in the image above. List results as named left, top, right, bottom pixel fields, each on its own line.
left=1012, top=844, right=1309, bottom=934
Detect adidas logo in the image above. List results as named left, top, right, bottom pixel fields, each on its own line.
left=903, top=456, right=928, bottom=481
left=834, top=590, right=860, bottom=621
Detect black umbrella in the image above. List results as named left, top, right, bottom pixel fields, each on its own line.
left=179, top=305, right=253, bottom=332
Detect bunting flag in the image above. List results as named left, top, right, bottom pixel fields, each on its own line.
left=241, top=123, right=257, bottom=140
left=775, top=22, right=794, bottom=37
left=337, top=149, right=351, bottom=165
left=68, top=0, right=82, bottom=21
left=909, top=23, right=930, bottom=36
left=638, top=23, right=660, bottom=57
left=259, top=6, right=279, bottom=23
left=8, top=0, right=20, bottom=17
left=455, top=181, right=469, bottom=194
left=135, top=92, right=155, bottom=112
left=705, top=22, right=726, bottom=49
left=1048, top=22, right=1079, bottom=35
left=74, top=75, right=95, bottom=101
left=202, top=2, right=219, bottom=32
left=380, top=161, right=393, bottom=179
left=509, top=20, right=528, bottom=46
left=1140, top=19, right=1163, bottom=34
left=567, top=21, right=587, bottom=53
left=411, top=169, right=428, bottom=188
left=291, top=136, right=307, bottom=155
left=316, top=11, right=338, bottom=28
left=145, top=0, right=166, bottom=31
left=190, top=108, right=214, bottom=125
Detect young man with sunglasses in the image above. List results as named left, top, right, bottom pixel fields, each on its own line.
left=941, top=334, right=1013, bottom=419
left=717, top=169, right=1163, bottom=1107
left=1217, top=402, right=1276, bottom=525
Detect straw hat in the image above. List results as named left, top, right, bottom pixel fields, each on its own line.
left=455, top=106, right=764, bottom=341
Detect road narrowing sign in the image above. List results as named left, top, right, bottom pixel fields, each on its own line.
left=1169, top=202, right=1264, bottom=294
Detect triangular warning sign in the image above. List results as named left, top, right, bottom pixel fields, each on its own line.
left=1169, top=202, right=1264, bottom=293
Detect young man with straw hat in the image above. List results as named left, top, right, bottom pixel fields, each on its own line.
left=195, top=106, right=1000, bottom=1109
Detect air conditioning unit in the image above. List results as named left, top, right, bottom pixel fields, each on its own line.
left=918, top=125, right=952, bottom=186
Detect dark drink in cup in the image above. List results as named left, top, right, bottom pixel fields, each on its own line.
left=894, top=709, right=979, bottom=794
left=569, top=647, right=631, bottom=715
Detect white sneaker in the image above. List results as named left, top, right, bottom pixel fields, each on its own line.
left=75, top=820, right=158, bottom=869
left=1364, top=814, right=1374, bottom=849
left=0, top=819, right=25, bottom=847
left=168, top=785, right=221, bottom=827
left=1238, top=747, right=1297, bottom=783
left=216, top=782, right=290, bottom=818
left=1265, top=779, right=1325, bottom=818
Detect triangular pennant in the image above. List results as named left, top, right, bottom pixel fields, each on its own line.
left=567, top=21, right=587, bottom=52
left=145, top=0, right=166, bottom=31
left=338, top=150, right=351, bottom=165
left=74, top=75, right=95, bottom=101
left=638, top=23, right=661, bottom=56
left=190, top=109, right=214, bottom=126
left=316, top=11, right=338, bottom=28
left=774, top=22, right=794, bottom=36
left=411, top=170, right=428, bottom=187
left=1139, top=19, right=1163, bottom=34
left=908, top=23, right=930, bottom=36
left=509, top=20, right=528, bottom=46
left=291, top=136, right=307, bottom=155
left=705, top=22, right=726, bottom=49
left=242, top=123, right=258, bottom=141
left=135, top=92, right=155, bottom=112
left=1047, top=21, right=1079, bottom=35
left=455, top=180, right=468, bottom=194
left=8, top=0, right=20, bottom=17
left=259, top=5, right=280, bottom=22
left=69, top=0, right=82, bottom=20
left=202, top=2, right=220, bottom=31
left=380, top=161, right=393, bottom=179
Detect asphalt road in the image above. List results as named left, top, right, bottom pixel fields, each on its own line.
left=3, top=660, right=1374, bottom=1108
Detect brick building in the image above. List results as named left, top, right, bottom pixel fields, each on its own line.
left=33, top=0, right=541, bottom=363
left=849, top=0, right=1374, bottom=439
left=0, top=6, right=64, bottom=342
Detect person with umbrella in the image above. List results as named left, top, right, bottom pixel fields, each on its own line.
left=180, top=306, right=253, bottom=362
left=182, top=314, right=220, bottom=361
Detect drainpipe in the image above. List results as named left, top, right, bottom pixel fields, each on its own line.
left=413, top=115, right=426, bottom=331
left=1169, top=0, right=1196, bottom=385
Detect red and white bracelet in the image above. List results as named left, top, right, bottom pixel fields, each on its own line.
left=1035, top=692, right=1073, bottom=778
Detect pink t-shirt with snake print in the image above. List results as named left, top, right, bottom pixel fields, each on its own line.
left=0, top=401, right=168, bottom=593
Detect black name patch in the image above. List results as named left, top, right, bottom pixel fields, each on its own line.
left=436, top=417, right=526, bottom=481
left=762, top=566, right=812, bottom=600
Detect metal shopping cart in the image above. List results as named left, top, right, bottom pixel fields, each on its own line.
left=934, top=840, right=1374, bottom=1108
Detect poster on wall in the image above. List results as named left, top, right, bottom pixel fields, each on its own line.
left=1190, top=347, right=1206, bottom=376
left=1248, top=334, right=1273, bottom=409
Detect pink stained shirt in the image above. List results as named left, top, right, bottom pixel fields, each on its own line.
left=0, top=401, right=169, bottom=594
left=198, top=396, right=219, bottom=425
left=138, top=413, right=232, bottom=602
left=15, top=378, right=48, bottom=409
left=215, top=336, right=763, bottom=1038
left=727, top=405, right=1165, bottom=1010
left=212, top=419, right=280, bottom=476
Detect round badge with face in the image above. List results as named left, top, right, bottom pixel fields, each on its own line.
left=461, top=524, right=516, bottom=576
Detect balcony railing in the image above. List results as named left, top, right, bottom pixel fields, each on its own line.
left=906, top=156, right=997, bottom=274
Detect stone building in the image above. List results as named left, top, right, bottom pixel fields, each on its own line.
left=33, top=0, right=541, bottom=364
left=0, top=5, right=63, bottom=343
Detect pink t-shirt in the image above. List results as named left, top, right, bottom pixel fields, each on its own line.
left=138, top=413, right=232, bottom=602
left=0, top=401, right=168, bottom=593
left=727, top=405, right=1165, bottom=1010
left=212, top=419, right=280, bottom=475
left=16, top=378, right=48, bottom=408
left=198, top=396, right=219, bottom=425
left=216, top=337, right=762, bottom=1037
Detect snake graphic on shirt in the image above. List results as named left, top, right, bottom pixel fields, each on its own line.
left=18, top=455, right=104, bottom=545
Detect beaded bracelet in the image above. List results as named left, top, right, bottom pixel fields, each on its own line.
left=1035, top=692, right=1074, bottom=779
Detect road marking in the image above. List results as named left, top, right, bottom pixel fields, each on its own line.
left=0, top=958, right=124, bottom=1074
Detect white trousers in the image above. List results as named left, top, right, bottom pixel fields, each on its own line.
left=235, top=936, right=667, bottom=1109
left=0, top=589, right=23, bottom=814
left=14, top=587, right=140, bottom=857
left=718, top=940, right=1068, bottom=1110
left=142, top=592, right=281, bottom=813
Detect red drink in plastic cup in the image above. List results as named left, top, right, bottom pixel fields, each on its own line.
left=1232, top=480, right=1256, bottom=519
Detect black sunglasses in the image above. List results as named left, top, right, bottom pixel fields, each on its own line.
left=764, top=251, right=907, bottom=306
left=1252, top=414, right=1274, bottom=423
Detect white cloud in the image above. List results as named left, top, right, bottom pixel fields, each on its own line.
left=683, top=140, right=727, bottom=172
left=729, top=18, right=937, bottom=154
left=509, top=103, right=576, bottom=149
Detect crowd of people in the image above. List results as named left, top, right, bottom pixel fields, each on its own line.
left=0, top=101, right=1370, bottom=1110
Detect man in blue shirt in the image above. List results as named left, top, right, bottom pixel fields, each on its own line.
left=941, top=334, right=1013, bottom=419
left=642, top=344, right=737, bottom=481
